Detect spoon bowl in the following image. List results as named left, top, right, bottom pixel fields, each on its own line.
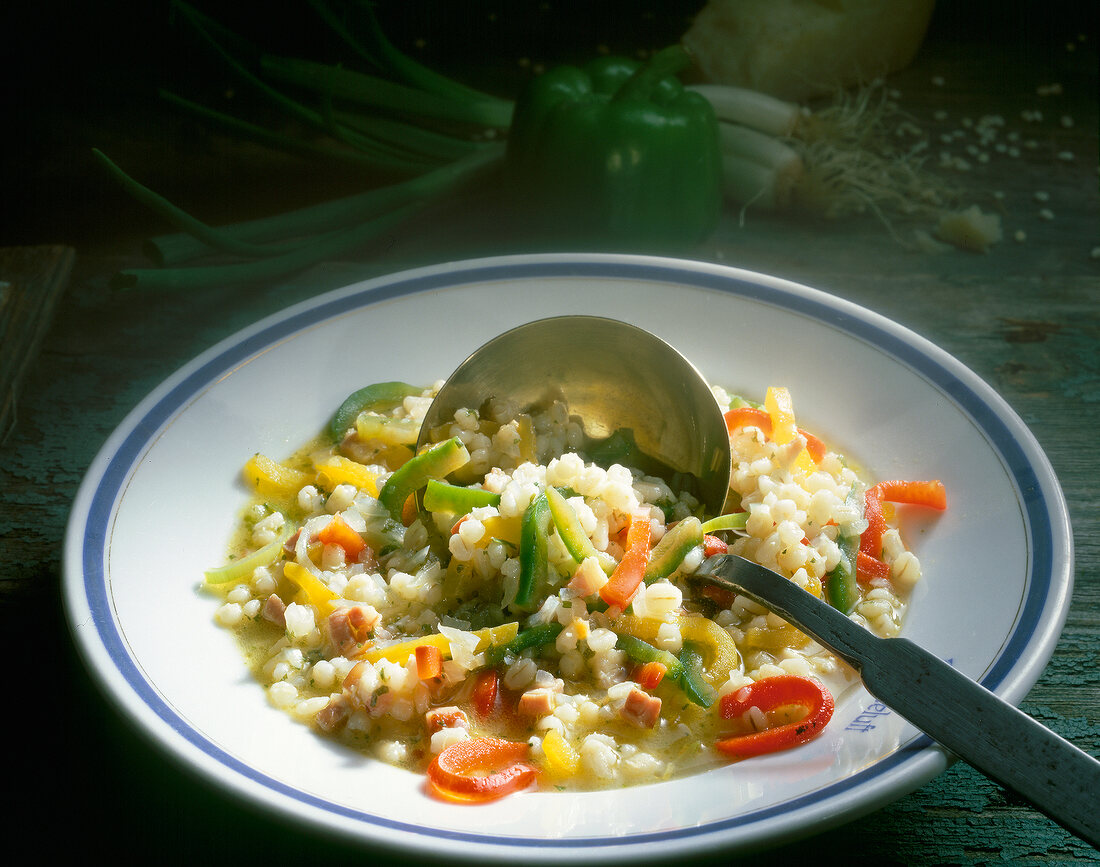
left=417, top=315, right=731, bottom=515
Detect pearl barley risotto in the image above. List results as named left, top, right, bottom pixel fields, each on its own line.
left=204, top=380, right=945, bottom=802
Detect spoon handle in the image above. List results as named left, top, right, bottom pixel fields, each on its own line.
left=696, top=555, right=1100, bottom=847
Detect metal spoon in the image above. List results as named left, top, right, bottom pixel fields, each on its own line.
left=417, top=315, right=731, bottom=515
left=694, top=554, right=1100, bottom=847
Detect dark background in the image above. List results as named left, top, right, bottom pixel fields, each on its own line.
left=1, top=2, right=1096, bottom=865
left=3, top=0, right=1096, bottom=247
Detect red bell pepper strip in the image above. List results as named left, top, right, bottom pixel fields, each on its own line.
left=703, top=534, right=728, bottom=557
left=874, top=479, right=947, bottom=510
left=724, top=406, right=772, bottom=437
left=471, top=668, right=499, bottom=719
left=716, top=675, right=834, bottom=759
left=799, top=428, right=827, bottom=464
left=427, top=737, right=539, bottom=802
left=600, top=511, right=652, bottom=608
left=856, top=550, right=891, bottom=583
left=861, top=479, right=947, bottom=559
left=634, top=660, right=668, bottom=690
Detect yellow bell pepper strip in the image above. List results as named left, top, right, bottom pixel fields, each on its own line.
left=313, top=454, right=380, bottom=496
left=516, top=415, right=537, bottom=463
left=204, top=521, right=293, bottom=585
left=427, top=737, right=539, bottom=803
left=677, top=615, right=742, bottom=687
left=326, top=381, right=422, bottom=442
left=860, top=479, right=947, bottom=559
left=354, top=413, right=421, bottom=446
left=540, top=729, right=581, bottom=777
left=599, top=511, right=652, bottom=609
left=643, top=517, right=703, bottom=582
left=377, top=436, right=470, bottom=520
left=765, top=386, right=816, bottom=474
left=356, top=621, right=519, bottom=665
left=242, top=453, right=312, bottom=501
left=716, top=675, right=835, bottom=759
left=283, top=561, right=341, bottom=613
left=422, top=479, right=501, bottom=515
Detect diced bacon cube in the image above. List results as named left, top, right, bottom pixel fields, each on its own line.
left=620, top=688, right=662, bottom=729
left=567, top=556, right=608, bottom=597
left=283, top=529, right=302, bottom=555
left=425, top=706, right=470, bottom=734
left=262, top=594, right=287, bottom=628
left=518, top=688, right=557, bottom=717
left=315, top=694, right=351, bottom=732
left=327, top=605, right=380, bottom=656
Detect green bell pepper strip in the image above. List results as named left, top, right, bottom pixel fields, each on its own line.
left=544, top=486, right=596, bottom=563
left=204, top=521, right=294, bottom=585
left=643, top=517, right=704, bottom=582
left=327, top=382, right=422, bottom=442
left=615, top=633, right=683, bottom=676
left=823, top=486, right=863, bottom=613
left=485, top=621, right=564, bottom=666
left=824, top=534, right=860, bottom=614
left=516, top=492, right=552, bottom=607
left=614, top=633, right=715, bottom=708
left=676, top=643, right=717, bottom=708
left=700, top=513, right=749, bottom=534
left=378, top=436, right=470, bottom=519
left=507, top=44, right=722, bottom=246
left=422, top=480, right=502, bottom=515
left=544, top=486, right=616, bottom=572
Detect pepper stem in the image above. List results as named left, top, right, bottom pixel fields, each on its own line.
left=612, top=44, right=690, bottom=103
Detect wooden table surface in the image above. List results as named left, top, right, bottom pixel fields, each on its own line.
left=2, top=2, right=1097, bottom=863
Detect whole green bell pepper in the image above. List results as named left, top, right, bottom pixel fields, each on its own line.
left=507, top=45, right=722, bottom=247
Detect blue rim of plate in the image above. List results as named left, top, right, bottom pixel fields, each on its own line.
left=67, top=254, right=1071, bottom=856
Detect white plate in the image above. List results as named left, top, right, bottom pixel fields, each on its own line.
left=64, top=253, right=1072, bottom=862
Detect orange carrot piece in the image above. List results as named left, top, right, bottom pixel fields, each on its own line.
left=415, top=644, right=443, bottom=680
left=316, top=514, right=366, bottom=558
left=427, top=737, right=538, bottom=803
left=599, top=512, right=652, bottom=609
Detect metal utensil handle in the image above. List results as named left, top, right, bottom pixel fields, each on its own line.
left=697, top=555, right=1100, bottom=847
left=866, top=637, right=1100, bottom=847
